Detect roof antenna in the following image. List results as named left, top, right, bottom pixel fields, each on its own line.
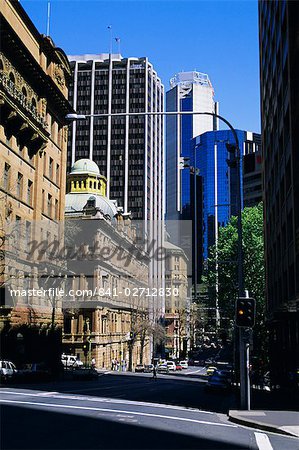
left=46, top=1, right=51, bottom=36
left=108, top=25, right=112, bottom=54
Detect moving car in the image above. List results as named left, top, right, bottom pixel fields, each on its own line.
left=176, top=363, right=183, bottom=371
left=166, top=361, right=176, bottom=371
left=0, top=360, right=17, bottom=382
left=157, top=364, right=169, bottom=374
left=205, top=370, right=231, bottom=391
left=180, top=360, right=188, bottom=369
left=144, top=364, right=154, bottom=373
left=61, top=354, right=83, bottom=368
left=135, top=364, right=145, bottom=373
left=206, top=366, right=217, bottom=376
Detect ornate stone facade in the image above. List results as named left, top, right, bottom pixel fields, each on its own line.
left=164, top=241, right=189, bottom=359
left=63, top=159, right=151, bottom=370
left=0, top=0, right=73, bottom=364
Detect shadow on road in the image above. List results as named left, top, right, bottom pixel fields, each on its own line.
left=0, top=404, right=248, bottom=450
left=5, top=373, right=239, bottom=414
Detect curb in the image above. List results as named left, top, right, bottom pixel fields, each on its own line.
left=228, top=411, right=299, bottom=438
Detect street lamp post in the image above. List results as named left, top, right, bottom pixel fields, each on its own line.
left=66, top=110, right=246, bottom=405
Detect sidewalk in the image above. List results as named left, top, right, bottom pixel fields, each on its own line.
left=229, top=410, right=299, bottom=438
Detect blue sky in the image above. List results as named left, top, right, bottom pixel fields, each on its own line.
left=21, top=0, right=261, bottom=132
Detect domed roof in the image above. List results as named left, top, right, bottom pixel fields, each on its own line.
left=65, top=193, right=118, bottom=219
left=71, top=159, right=100, bottom=175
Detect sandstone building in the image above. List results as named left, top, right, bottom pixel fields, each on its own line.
left=63, top=159, right=151, bottom=369
left=0, top=0, right=72, bottom=364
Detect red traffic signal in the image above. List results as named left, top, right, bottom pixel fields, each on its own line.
left=236, top=297, right=256, bottom=327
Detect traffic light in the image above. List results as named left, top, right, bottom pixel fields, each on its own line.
left=83, top=341, right=88, bottom=356
left=225, top=143, right=237, bottom=154
left=235, top=297, right=256, bottom=327
left=83, top=338, right=91, bottom=356
left=129, top=331, right=135, bottom=340
left=226, top=143, right=238, bottom=168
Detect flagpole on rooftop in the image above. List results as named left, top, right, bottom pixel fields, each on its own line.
left=108, top=25, right=112, bottom=54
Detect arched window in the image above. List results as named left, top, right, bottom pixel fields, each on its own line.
left=31, top=98, right=37, bottom=110
left=9, top=72, right=15, bottom=84
left=22, top=86, right=27, bottom=98
left=0, top=60, right=4, bottom=71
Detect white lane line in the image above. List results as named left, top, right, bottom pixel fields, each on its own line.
left=185, top=369, right=205, bottom=374
left=254, top=432, right=273, bottom=450
left=0, top=399, right=237, bottom=428
left=0, top=390, right=214, bottom=414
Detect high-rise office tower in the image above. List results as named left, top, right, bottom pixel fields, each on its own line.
left=259, top=0, right=299, bottom=386
left=166, top=71, right=218, bottom=221
left=67, top=54, right=164, bottom=222
left=166, top=71, right=218, bottom=287
left=191, top=130, right=262, bottom=262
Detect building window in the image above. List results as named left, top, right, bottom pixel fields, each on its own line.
left=3, top=163, right=10, bottom=190
left=27, top=180, right=33, bottom=205
left=47, top=194, right=52, bottom=217
left=49, top=157, right=53, bottom=179
left=15, top=215, right=21, bottom=246
left=16, top=173, right=23, bottom=198
left=25, top=221, right=31, bottom=245
left=43, top=153, right=47, bottom=174
left=56, top=164, right=60, bottom=185
left=55, top=199, right=59, bottom=220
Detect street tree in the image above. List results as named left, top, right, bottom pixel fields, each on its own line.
left=206, top=202, right=267, bottom=365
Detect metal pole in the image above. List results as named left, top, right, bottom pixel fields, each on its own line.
left=245, top=340, right=250, bottom=410
left=214, top=143, right=220, bottom=331
left=235, top=146, right=247, bottom=409
left=194, top=149, right=197, bottom=304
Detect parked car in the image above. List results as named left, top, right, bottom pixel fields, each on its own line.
left=176, top=363, right=183, bottom=371
left=166, top=361, right=176, bottom=371
left=180, top=360, right=188, bottom=369
left=157, top=364, right=169, bottom=374
left=0, top=360, right=17, bottom=382
left=135, top=364, right=145, bottom=373
left=61, top=354, right=83, bottom=368
left=206, top=366, right=217, bottom=376
left=205, top=370, right=231, bottom=391
left=144, top=364, right=154, bottom=373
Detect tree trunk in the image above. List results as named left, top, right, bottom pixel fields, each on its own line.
left=128, top=341, right=134, bottom=371
left=139, top=333, right=146, bottom=364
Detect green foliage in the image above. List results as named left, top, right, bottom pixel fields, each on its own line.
left=206, top=203, right=267, bottom=363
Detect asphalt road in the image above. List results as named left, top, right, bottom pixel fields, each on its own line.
left=1, top=383, right=298, bottom=450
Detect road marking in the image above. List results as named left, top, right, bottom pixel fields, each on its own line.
left=0, top=390, right=214, bottom=414
left=185, top=368, right=205, bottom=374
left=254, top=432, right=273, bottom=450
left=0, top=399, right=237, bottom=428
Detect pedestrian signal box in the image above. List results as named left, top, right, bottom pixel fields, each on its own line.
left=235, top=297, right=256, bottom=327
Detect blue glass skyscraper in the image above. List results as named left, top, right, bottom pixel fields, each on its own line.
left=191, top=130, right=261, bottom=262
left=166, top=71, right=218, bottom=286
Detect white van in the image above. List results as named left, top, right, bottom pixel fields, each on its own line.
left=61, top=354, right=83, bottom=368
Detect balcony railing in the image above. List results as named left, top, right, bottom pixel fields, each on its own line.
left=0, top=72, right=47, bottom=129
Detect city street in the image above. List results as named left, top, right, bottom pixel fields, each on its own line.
left=1, top=371, right=298, bottom=450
